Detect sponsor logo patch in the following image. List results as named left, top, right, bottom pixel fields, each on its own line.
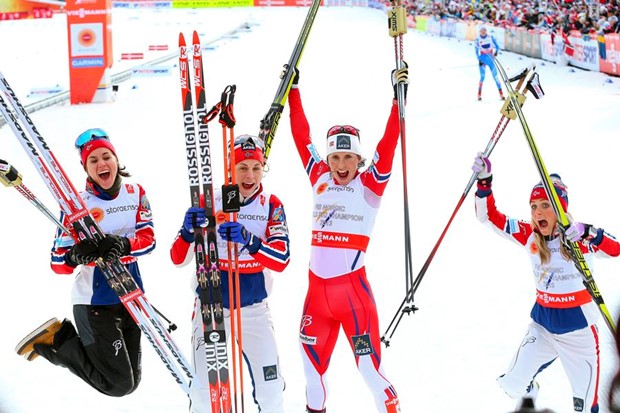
left=263, top=365, right=278, bottom=381
left=300, top=333, right=317, bottom=345
left=352, top=334, right=374, bottom=356
left=90, top=207, right=104, bottom=222
left=336, top=135, right=352, bottom=150
left=573, top=397, right=584, bottom=411
left=271, top=207, right=284, bottom=222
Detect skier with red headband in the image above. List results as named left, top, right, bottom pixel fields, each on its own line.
left=15, top=128, right=155, bottom=397
left=287, top=66, right=407, bottom=413
left=472, top=153, right=620, bottom=412
left=170, top=134, right=291, bottom=413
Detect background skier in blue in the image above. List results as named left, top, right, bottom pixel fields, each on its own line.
left=475, top=26, right=505, bottom=101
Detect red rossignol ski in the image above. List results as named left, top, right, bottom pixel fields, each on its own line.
left=179, top=31, right=232, bottom=413
left=0, top=71, right=195, bottom=395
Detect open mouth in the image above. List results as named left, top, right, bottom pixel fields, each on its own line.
left=538, top=219, right=549, bottom=229
left=98, top=170, right=111, bottom=181
left=241, top=182, right=254, bottom=190
left=336, top=171, right=349, bottom=180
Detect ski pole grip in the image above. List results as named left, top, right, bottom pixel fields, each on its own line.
left=0, top=159, right=23, bottom=187
left=387, top=5, right=408, bottom=37
left=222, top=184, right=240, bottom=213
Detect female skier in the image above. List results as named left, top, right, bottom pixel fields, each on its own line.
left=16, top=128, right=155, bottom=397
left=287, top=66, right=407, bottom=413
left=472, top=153, right=620, bottom=412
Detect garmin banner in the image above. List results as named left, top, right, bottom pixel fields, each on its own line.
left=66, top=0, right=113, bottom=104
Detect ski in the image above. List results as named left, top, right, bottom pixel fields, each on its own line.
left=179, top=31, right=232, bottom=412
left=492, top=55, right=616, bottom=334
left=258, top=0, right=320, bottom=162
left=382, top=65, right=543, bottom=345
left=0, top=72, right=195, bottom=394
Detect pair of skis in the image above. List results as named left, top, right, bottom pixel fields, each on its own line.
left=179, top=31, right=246, bottom=413
left=382, top=64, right=545, bottom=345
left=0, top=72, right=195, bottom=394
left=493, top=55, right=616, bottom=334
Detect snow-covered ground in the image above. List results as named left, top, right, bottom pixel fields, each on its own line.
left=1, top=6, right=620, bottom=413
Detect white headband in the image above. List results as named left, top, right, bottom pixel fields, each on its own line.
left=326, top=133, right=362, bottom=158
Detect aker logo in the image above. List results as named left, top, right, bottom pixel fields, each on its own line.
left=352, top=334, right=374, bottom=356
left=263, top=365, right=278, bottom=381
left=573, top=397, right=584, bottom=411
left=299, top=333, right=317, bottom=345
left=336, top=135, right=352, bottom=150
left=241, top=140, right=257, bottom=152
left=90, top=207, right=105, bottom=223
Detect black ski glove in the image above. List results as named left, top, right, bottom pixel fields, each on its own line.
left=65, top=239, right=99, bottom=267
left=479, top=60, right=484, bottom=66
left=98, top=235, right=131, bottom=262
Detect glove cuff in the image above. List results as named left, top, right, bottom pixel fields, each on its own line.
left=476, top=175, right=493, bottom=197
left=244, top=233, right=261, bottom=254
left=180, top=227, right=195, bottom=243
left=122, top=237, right=131, bottom=256
left=64, top=252, right=78, bottom=268
left=585, top=225, right=604, bottom=246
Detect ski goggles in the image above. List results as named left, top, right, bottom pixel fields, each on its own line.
left=327, top=125, right=359, bottom=138
left=234, top=134, right=265, bottom=151
left=74, top=128, right=110, bottom=151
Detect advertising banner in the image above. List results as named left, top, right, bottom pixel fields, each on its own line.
left=0, top=0, right=64, bottom=20
left=66, top=0, right=113, bottom=104
left=599, top=34, right=620, bottom=76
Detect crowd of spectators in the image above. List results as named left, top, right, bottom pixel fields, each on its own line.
left=403, top=0, right=620, bottom=38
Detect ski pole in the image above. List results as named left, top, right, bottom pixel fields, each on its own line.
left=219, top=84, right=245, bottom=413
left=386, top=0, right=417, bottom=333
left=381, top=66, right=541, bottom=346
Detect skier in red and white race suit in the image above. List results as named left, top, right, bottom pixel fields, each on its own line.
left=170, top=135, right=290, bottom=413
left=472, top=153, right=620, bottom=412
left=287, top=67, right=406, bottom=413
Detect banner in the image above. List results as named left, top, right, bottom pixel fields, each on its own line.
left=66, top=0, right=113, bottom=104
left=0, top=0, right=64, bottom=20
left=599, top=34, right=620, bottom=76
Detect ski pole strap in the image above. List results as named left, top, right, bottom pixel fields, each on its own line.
left=388, top=4, right=408, bottom=37
left=219, top=84, right=236, bottom=129
left=0, top=159, right=22, bottom=187
left=202, top=102, right=222, bottom=125
left=526, top=73, right=545, bottom=99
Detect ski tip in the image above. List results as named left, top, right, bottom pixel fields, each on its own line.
left=179, top=32, right=186, bottom=45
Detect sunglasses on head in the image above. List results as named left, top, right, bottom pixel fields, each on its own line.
left=75, top=128, right=109, bottom=151
left=327, top=125, right=359, bottom=137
